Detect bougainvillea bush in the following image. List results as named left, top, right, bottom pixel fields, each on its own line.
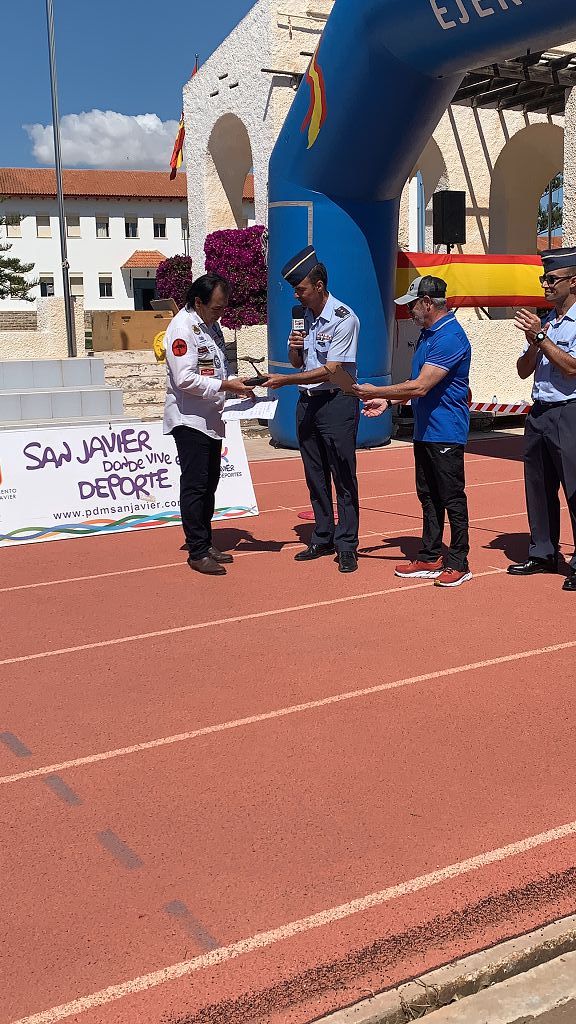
left=156, top=254, right=193, bottom=309
left=204, top=225, right=267, bottom=330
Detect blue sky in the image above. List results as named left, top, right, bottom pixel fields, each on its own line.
left=0, top=0, right=255, bottom=169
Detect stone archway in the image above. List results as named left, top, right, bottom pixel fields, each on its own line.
left=401, top=137, right=449, bottom=251
left=489, top=123, right=564, bottom=254
left=205, top=113, right=254, bottom=234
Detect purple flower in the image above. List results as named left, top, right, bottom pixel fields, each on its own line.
left=156, top=255, right=193, bottom=308
left=205, top=225, right=268, bottom=331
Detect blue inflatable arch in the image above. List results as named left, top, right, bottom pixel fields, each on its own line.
left=267, top=0, right=576, bottom=448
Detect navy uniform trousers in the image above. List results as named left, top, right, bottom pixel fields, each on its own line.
left=296, top=389, right=360, bottom=552
left=524, top=400, right=576, bottom=568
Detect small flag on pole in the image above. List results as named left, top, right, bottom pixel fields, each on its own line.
left=169, top=57, right=199, bottom=179
left=169, top=114, right=185, bottom=180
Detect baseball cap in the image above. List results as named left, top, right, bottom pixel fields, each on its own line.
left=394, top=275, right=447, bottom=306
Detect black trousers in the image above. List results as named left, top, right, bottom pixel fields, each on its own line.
left=172, top=425, right=222, bottom=560
left=414, top=441, right=470, bottom=571
left=524, top=401, right=576, bottom=568
left=296, top=390, right=360, bottom=551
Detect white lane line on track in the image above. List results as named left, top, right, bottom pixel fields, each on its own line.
left=0, top=475, right=527, bottom=596
left=0, top=530, right=381, bottom=595
left=10, top=613, right=576, bottom=792
left=3, top=499, right=566, bottom=597
left=258, top=476, right=524, bottom=513
left=253, top=456, right=486, bottom=487
left=11, top=812, right=576, bottom=1024
left=0, top=568, right=505, bottom=670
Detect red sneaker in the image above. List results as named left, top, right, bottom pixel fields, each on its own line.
left=394, top=558, right=443, bottom=579
left=434, top=567, right=473, bottom=588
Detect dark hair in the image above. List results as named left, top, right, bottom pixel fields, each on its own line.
left=186, top=273, right=230, bottom=309
left=307, top=263, right=328, bottom=289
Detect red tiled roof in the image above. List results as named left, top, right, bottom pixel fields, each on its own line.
left=0, top=168, right=187, bottom=200
left=243, top=173, right=254, bottom=202
left=121, top=250, right=167, bottom=269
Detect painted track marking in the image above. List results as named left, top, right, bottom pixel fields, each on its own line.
left=7, top=630, right=576, bottom=791
left=0, top=569, right=505, bottom=669
left=11, top=815, right=576, bottom=1024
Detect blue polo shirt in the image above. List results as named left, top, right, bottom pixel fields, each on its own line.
left=411, top=312, right=471, bottom=444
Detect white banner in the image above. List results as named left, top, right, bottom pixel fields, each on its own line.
left=0, top=420, right=258, bottom=547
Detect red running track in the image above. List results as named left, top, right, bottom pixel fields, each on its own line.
left=2, top=435, right=576, bottom=1024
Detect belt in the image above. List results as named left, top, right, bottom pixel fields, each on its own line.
left=299, top=388, right=339, bottom=398
left=532, top=399, right=576, bottom=410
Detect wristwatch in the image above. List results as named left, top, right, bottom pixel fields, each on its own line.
left=535, top=331, right=547, bottom=344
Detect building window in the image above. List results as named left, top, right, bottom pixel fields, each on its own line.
left=153, top=218, right=166, bottom=239
left=70, top=275, right=84, bottom=298
left=39, top=275, right=55, bottom=297
left=99, top=275, right=113, bottom=298
left=96, top=217, right=109, bottom=238
left=36, top=215, right=51, bottom=238
left=5, top=214, right=22, bottom=238
left=125, top=218, right=138, bottom=239
left=181, top=217, right=189, bottom=240
left=66, top=215, right=81, bottom=238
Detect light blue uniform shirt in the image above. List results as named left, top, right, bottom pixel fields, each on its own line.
left=523, top=302, right=576, bottom=403
left=290, top=293, right=359, bottom=392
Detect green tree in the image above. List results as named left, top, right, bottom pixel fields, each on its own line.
left=0, top=212, right=35, bottom=301
left=538, top=174, right=563, bottom=235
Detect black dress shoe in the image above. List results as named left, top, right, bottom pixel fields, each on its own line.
left=507, top=557, right=557, bottom=576
left=209, top=546, right=234, bottom=564
left=338, top=551, right=358, bottom=573
left=563, top=571, right=576, bottom=592
left=294, top=543, right=335, bottom=562
left=188, top=555, right=226, bottom=576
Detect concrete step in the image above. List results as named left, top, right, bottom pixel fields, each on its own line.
left=0, top=357, right=105, bottom=390
left=0, top=386, right=124, bottom=423
left=423, top=950, right=576, bottom=1022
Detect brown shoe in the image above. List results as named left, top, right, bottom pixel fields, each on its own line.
left=209, top=546, right=234, bottom=564
left=187, top=555, right=226, bottom=576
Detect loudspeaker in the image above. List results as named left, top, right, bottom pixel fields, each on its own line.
left=433, top=190, right=466, bottom=247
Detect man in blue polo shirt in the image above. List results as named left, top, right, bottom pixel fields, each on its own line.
left=355, top=276, right=472, bottom=588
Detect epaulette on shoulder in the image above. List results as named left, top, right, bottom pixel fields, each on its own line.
left=334, top=305, right=351, bottom=318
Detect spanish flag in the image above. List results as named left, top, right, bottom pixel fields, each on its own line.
left=169, top=59, right=199, bottom=179
left=395, top=252, right=551, bottom=318
left=169, top=113, right=185, bottom=181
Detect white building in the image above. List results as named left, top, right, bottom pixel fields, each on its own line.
left=0, top=168, right=190, bottom=314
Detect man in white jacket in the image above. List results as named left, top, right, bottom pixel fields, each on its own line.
left=163, top=273, right=253, bottom=576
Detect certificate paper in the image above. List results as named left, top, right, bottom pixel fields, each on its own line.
left=222, top=397, right=279, bottom=421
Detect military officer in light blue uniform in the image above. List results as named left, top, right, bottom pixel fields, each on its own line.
left=264, top=246, right=361, bottom=573
left=509, top=246, right=576, bottom=592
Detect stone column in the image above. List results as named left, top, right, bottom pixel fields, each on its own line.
left=563, top=87, right=576, bottom=245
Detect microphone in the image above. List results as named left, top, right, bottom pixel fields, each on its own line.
left=292, top=304, right=306, bottom=334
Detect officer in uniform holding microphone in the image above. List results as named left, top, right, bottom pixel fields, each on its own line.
left=163, top=273, right=254, bottom=577
left=264, top=246, right=361, bottom=573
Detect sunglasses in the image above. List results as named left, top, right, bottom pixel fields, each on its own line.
left=539, top=273, right=574, bottom=286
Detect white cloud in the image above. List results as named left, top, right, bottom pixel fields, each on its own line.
left=24, top=109, right=182, bottom=170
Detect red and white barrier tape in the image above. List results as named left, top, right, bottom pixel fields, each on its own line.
left=470, top=401, right=531, bottom=416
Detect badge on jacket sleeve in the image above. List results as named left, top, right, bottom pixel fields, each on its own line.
left=172, top=339, right=188, bottom=357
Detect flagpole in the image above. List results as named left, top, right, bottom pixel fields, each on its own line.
left=45, top=0, right=76, bottom=357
